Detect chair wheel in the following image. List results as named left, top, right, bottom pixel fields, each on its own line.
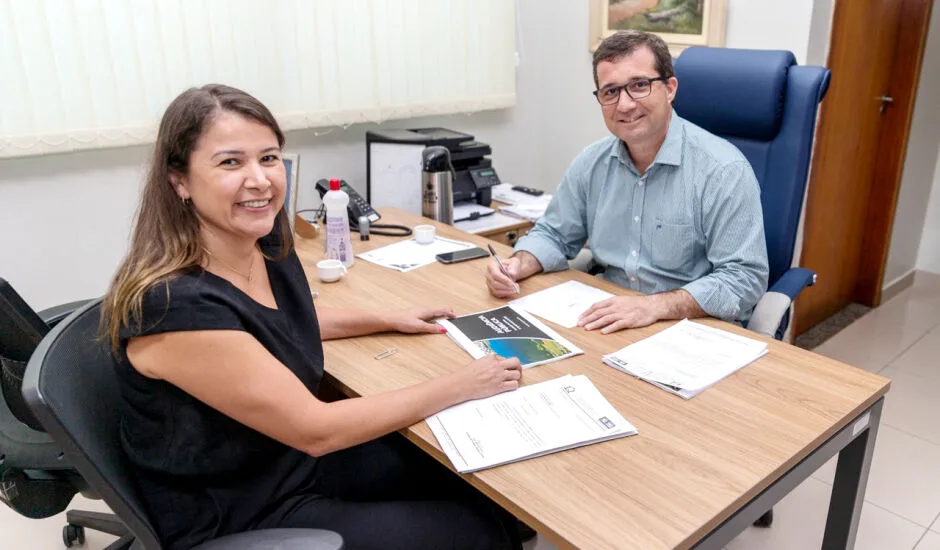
left=63, top=524, right=85, bottom=547
left=753, top=509, right=774, bottom=527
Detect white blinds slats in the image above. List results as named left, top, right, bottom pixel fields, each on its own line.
left=0, top=0, right=516, bottom=158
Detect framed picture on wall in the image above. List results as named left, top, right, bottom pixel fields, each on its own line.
left=589, top=0, right=727, bottom=56
left=282, top=153, right=300, bottom=231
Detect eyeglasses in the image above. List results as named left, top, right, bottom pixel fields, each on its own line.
left=593, top=76, right=669, bottom=105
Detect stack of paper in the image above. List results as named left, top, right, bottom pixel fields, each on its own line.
left=500, top=199, right=551, bottom=222
left=602, top=319, right=768, bottom=399
left=453, top=202, right=495, bottom=220
left=509, top=280, right=615, bottom=328
left=454, top=211, right=524, bottom=234
left=427, top=374, right=637, bottom=473
left=491, top=183, right=552, bottom=206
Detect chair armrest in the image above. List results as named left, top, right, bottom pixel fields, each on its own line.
left=767, top=267, right=816, bottom=300
left=747, top=268, right=816, bottom=338
left=37, top=300, right=93, bottom=328
left=191, top=528, right=343, bottom=550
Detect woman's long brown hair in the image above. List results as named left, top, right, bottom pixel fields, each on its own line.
left=101, top=84, right=291, bottom=352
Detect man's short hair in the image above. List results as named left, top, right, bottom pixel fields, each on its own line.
left=592, top=30, right=675, bottom=87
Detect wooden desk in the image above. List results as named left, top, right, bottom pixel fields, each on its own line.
left=295, top=208, right=890, bottom=550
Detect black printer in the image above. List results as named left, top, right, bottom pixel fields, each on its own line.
left=365, top=127, right=503, bottom=211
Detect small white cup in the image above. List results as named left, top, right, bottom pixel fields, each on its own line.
left=414, top=224, right=436, bottom=245
left=317, top=259, right=348, bottom=282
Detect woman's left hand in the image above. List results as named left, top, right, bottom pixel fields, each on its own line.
left=384, top=306, right=455, bottom=334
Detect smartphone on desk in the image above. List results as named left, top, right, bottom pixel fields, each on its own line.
left=436, top=247, right=490, bottom=264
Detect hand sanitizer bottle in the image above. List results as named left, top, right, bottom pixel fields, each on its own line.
left=322, top=178, right=355, bottom=267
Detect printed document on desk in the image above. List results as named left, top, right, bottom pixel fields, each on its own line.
left=438, top=305, right=583, bottom=368
left=453, top=202, right=495, bottom=220
left=455, top=211, right=523, bottom=234
left=427, top=374, right=637, bottom=473
left=358, top=236, right=474, bottom=272
left=500, top=198, right=551, bottom=222
left=602, top=319, right=768, bottom=398
left=510, top=280, right=615, bottom=328
left=491, top=183, right=552, bottom=206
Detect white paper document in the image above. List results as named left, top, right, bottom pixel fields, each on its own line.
left=357, top=236, right=474, bottom=272
left=427, top=374, right=637, bottom=473
left=510, top=281, right=615, bottom=328
left=454, top=211, right=525, bottom=234
left=453, top=202, right=495, bottom=220
left=602, top=319, right=768, bottom=399
left=491, top=183, right=553, bottom=206
left=500, top=199, right=551, bottom=222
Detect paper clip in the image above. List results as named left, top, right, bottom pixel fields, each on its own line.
left=374, top=348, right=397, bottom=360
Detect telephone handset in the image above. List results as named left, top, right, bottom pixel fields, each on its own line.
left=315, top=179, right=381, bottom=224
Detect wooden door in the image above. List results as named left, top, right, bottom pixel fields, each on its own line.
left=795, top=0, right=934, bottom=336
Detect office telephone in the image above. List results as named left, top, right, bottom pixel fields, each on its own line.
left=315, top=179, right=381, bottom=224
left=315, top=178, right=411, bottom=237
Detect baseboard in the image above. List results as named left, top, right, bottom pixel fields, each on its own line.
left=881, top=269, right=917, bottom=303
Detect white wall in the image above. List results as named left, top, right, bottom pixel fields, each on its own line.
left=0, top=0, right=823, bottom=310
left=916, top=151, right=940, bottom=274
left=883, top=2, right=940, bottom=285
left=725, top=0, right=817, bottom=64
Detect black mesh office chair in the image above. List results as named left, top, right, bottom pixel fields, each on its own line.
left=17, top=292, right=343, bottom=549
left=0, top=277, right=121, bottom=545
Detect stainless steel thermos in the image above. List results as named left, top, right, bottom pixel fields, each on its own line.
left=421, top=146, right=454, bottom=224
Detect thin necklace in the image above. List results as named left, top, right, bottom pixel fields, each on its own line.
left=203, top=246, right=255, bottom=282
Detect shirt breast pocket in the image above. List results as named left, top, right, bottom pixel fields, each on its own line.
left=651, top=220, right=695, bottom=271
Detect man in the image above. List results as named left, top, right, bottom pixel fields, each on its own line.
left=486, top=30, right=769, bottom=334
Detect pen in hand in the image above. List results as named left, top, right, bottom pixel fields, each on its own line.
left=487, top=244, right=521, bottom=295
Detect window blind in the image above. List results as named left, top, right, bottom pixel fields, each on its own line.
left=0, top=0, right=516, bottom=158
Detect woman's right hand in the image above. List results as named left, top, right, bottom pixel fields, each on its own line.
left=450, top=354, right=523, bottom=401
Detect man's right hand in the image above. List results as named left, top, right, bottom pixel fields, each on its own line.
left=485, top=251, right=544, bottom=298
left=485, top=256, right=523, bottom=297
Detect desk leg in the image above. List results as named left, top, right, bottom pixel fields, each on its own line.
left=821, top=398, right=883, bottom=550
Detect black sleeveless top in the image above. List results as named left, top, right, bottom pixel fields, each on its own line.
left=115, top=239, right=324, bottom=550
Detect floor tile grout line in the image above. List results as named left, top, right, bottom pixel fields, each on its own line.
left=864, top=499, right=938, bottom=529
left=874, top=328, right=936, bottom=375
left=929, top=509, right=940, bottom=533
left=879, top=422, right=940, bottom=447
left=801, top=476, right=939, bottom=531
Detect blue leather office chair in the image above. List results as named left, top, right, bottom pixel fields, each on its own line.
left=673, top=47, right=831, bottom=340
left=22, top=299, right=344, bottom=550
left=673, top=47, right=831, bottom=528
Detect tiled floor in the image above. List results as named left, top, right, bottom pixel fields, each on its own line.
left=6, top=274, right=940, bottom=549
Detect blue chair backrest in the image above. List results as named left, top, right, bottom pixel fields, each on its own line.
left=673, top=47, right=831, bottom=288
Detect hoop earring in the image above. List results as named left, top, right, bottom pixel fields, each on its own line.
left=181, top=196, right=190, bottom=206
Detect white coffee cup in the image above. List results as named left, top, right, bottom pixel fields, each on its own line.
left=317, top=259, right=348, bottom=282
left=414, top=224, right=436, bottom=245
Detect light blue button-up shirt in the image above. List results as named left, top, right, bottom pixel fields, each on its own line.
left=515, top=112, right=769, bottom=321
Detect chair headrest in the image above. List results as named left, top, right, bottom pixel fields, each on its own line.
left=673, top=47, right=796, bottom=141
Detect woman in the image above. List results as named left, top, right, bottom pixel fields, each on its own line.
left=101, top=84, right=523, bottom=550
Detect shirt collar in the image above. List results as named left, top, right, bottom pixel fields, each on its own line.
left=609, top=108, right=684, bottom=170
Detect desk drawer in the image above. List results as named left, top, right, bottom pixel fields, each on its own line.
left=487, top=227, right=529, bottom=247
